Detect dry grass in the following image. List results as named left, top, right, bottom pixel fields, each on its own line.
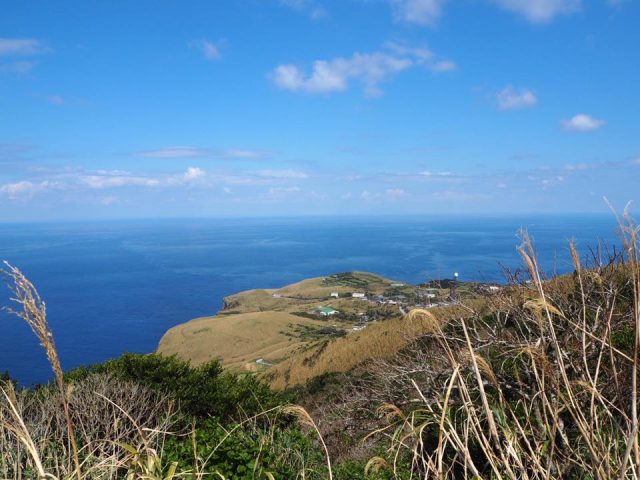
left=265, top=303, right=475, bottom=390
left=158, top=311, right=330, bottom=371
left=158, top=271, right=405, bottom=374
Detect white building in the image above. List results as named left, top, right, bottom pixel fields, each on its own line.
left=352, top=292, right=365, bottom=298
left=330, top=292, right=339, bottom=298
left=317, top=306, right=339, bottom=316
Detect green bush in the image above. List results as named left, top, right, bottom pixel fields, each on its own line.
left=163, top=417, right=326, bottom=479
left=65, top=353, right=279, bottom=421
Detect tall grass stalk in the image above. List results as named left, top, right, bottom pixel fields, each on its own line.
left=2, top=261, right=82, bottom=480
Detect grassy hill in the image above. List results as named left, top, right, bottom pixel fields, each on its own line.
left=157, top=271, right=411, bottom=372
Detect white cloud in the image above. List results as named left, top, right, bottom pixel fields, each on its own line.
left=431, top=60, right=457, bottom=72
left=527, top=174, right=565, bottom=188
left=384, top=42, right=433, bottom=61
left=255, top=169, right=308, bottom=179
left=361, top=190, right=380, bottom=200
left=136, top=146, right=210, bottom=158
left=0, top=38, right=47, bottom=56
left=268, top=186, right=301, bottom=195
left=389, top=0, right=446, bottom=26
left=80, top=173, right=161, bottom=189
left=563, top=162, right=590, bottom=171
left=561, top=113, right=605, bottom=132
left=183, top=166, right=205, bottom=181
left=419, top=171, right=456, bottom=178
left=99, top=195, right=118, bottom=206
left=271, top=43, right=452, bottom=96
left=189, top=38, right=226, bottom=61
left=629, top=157, right=640, bottom=166
left=79, top=167, right=208, bottom=189
left=278, top=0, right=327, bottom=19
left=191, top=39, right=223, bottom=60
left=0, top=180, right=54, bottom=199
left=491, top=0, right=581, bottom=23
left=496, top=85, right=537, bottom=110
left=432, top=190, right=488, bottom=201
left=134, top=146, right=265, bottom=159
left=49, top=95, right=64, bottom=105
left=386, top=188, right=408, bottom=199
left=0, top=61, right=35, bottom=74
left=224, top=149, right=264, bottom=159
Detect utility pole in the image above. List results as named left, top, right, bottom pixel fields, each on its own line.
left=452, top=272, right=459, bottom=302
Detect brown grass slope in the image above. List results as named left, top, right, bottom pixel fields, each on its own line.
left=264, top=302, right=482, bottom=390
left=157, top=271, right=406, bottom=372
left=158, top=311, right=329, bottom=371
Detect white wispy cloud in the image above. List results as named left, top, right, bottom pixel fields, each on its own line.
left=0, top=38, right=48, bottom=75
left=267, top=186, right=301, bottom=196
left=490, top=0, right=581, bottom=23
left=561, top=113, right=605, bottom=132
left=190, top=39, right=224, bottom=60
left=431, top=190, right=489, bottom=201
left=278, top=0, right=327, bottom=19
left=134, top=146, right=265, bottom=159
left=48, top=95, right=64, bottom=105
left=0, top=61, right=35, bottom=74
left=389, top=0, right=446, bottom=26
left=386, top=188, right=408, bottom=199
left=255, top=169, right=308, bottom=179
left=271, top=42, right=454, bottom=96
left=496, top=85, right=537, bottom=110
left=360, top=190, right=380, bottom=200
left=431, top=60, right=457, bottom=72
left=79, top=167, right=207, bottom=189
left=80, top=173, right=161, bottom=189
left=0, top=38, right=48, bottom=56
left=223, top=149, right=265, bottom=159
left=135, top=146, right=210, bottom=158
left=0, top=180, right=57, bottom=200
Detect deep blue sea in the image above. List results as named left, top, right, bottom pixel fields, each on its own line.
left=0, top=215, right=621, bottom=385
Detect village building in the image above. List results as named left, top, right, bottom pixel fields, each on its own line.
left=352, top=292, right=366, bottom=298
left=316, top=306, right=339, bottom=316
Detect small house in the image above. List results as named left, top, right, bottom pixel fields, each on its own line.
left=317, top=306, right=339, bottom=316
left=330, top=292, right=339, bottom=298
left=352, top=292, right=365, bottom=298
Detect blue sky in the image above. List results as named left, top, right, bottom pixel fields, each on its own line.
left=0, top=0, right=638, bottom=220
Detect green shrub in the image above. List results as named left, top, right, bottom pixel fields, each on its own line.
left=65, top=353, right=279, bottom=421
left=163, top=417, right=326, bottom=479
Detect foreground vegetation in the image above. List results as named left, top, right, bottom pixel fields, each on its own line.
left=2, top=212, right=640, bottom=478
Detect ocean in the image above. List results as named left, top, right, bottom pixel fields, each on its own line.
left=0, top=214, right=621, bottom=385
